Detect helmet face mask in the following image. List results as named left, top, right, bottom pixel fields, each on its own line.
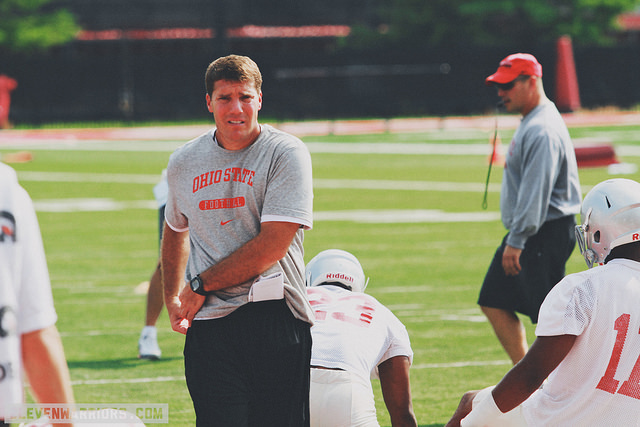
left=575, top=208, right=598, bottom=268
left=576, top=179, right=640, bottom=268
left=305, top=249, right=368, bottom=293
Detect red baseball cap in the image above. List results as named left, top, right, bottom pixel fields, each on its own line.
left=485, top=53, right=542, bottom=86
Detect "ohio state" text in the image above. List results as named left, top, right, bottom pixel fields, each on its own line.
left=193, top=168, right=255, bottom=193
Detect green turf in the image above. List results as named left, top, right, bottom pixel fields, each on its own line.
left=3, top=121, right=639, bottom=426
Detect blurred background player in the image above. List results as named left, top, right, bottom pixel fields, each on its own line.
left=479, top=53, right=581, bottom=364
left=306, top=249, right=417, bottom=427
left=0, top=161, right=75, bottom=426
left=447, top=178, right=640, bottom=427
left=138, top=170, right=167, bottom=360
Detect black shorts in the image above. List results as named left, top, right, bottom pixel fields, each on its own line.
left=184, top=299, right=312, bottom=427
left=478, top=215, right=576, bottom=323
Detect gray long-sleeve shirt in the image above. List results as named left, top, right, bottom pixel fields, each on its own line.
left=500, top=101, right=581, bottom=249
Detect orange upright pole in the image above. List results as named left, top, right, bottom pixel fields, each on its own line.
left=555, top=35, right=581, bottom=112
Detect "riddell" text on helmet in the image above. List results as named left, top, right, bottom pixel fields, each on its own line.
left=326, top=273, right=354, bottom=283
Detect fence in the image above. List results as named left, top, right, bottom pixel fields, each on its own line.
left=2, top=40, right=640, bottom=124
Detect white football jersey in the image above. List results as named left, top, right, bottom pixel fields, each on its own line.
left=307, top=286, right=412, bottom=381
left=523, top=258, right=640, bottom=425
left=0, top=163, right=57, bottom=419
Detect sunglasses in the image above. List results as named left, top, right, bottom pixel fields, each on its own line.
left=493, top=76, right=529, bottom=91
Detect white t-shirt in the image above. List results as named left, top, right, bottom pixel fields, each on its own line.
left=522, top=258, right=640, bottom=425
left=0, top=162, right=57, bottom=419
left=307, top=285, right=413, bottom=382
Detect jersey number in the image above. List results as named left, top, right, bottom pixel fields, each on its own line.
left=308, top=291, right=375, bottom=327
left=596, top=313, right=640, bottom=399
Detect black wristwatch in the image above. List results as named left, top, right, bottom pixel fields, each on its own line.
left=189, top=274, right=208, bottom=295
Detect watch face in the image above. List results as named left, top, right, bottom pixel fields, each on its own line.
left=190, top=276, right=203, bottom=293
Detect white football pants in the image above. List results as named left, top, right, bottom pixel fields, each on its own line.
left=310, top=368, right=379, bottom=427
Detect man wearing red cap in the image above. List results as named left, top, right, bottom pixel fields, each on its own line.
left=477, top=53, right=581, bottom=365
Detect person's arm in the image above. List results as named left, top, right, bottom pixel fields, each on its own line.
left=22, top=325, right=75, bottom=427
left=492, top=334, right=577, bottom=412
left=165, top=221, right=301, bottom=332
left=445, top=390, right=479, bottom=427
left=161, top=224, right=194, bottom=334
left=447, top=334, right=577, bottom=427
left=378, top=355, right=417, bottom=427
left=196, top=221, right=301, bottom=293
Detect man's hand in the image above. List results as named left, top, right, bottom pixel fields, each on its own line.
left=165, top=288, right=205, bottom=335
left=502, top=245, right=522, bottom=276
left=179, top=284, right=206, bottom=326
left=445, top=390, right=479, bottom=427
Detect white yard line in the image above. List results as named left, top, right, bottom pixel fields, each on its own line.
left=34, top=198, right=156, bottom=212
left=19, top=172, right=501, bottom=192
left=18, top=171, right=161, bottom=184
left=413, top=360, right=510, bottom=369
left=71, top=376, right=186, bottom=386
left=69, top=360, right=511, bottom=388
left=33, top=198, right=500, bottom=223
left=33, top=198, right=500, bottom=222
left=314, top=179, right=500, bottom=192
left=313, top=209, right=500, bottom=223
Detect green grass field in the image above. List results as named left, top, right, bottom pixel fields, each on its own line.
left=2, top=119, right=640, bottom=426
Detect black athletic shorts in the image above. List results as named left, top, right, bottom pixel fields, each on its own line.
left=478, top=215, right=576, bottom=323
left=184, top=299, right=312, bottom=427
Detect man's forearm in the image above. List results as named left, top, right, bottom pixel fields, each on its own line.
left=198, top=221, right=300, bottom=293
left=161, top=223, right=189, bottom=300
left=379, top=356, right=417, bottom=427
left=22, top=325, right=75, bottom=406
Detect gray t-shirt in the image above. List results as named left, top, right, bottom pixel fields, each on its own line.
left=165, top=124, right=314, bottom=323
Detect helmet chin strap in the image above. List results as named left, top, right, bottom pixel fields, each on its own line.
left=317, top=282, right=352, bottom=291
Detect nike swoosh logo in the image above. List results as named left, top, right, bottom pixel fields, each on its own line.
left=220, top=219, right=234, bottom=226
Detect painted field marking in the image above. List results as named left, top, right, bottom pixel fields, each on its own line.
left=413, top=360, right=510, bottom=369
left=68, top=359, right=512, bottom=388
left=33, top=198, right=500, bottom=223
left=71, top=376, right=185, bottom=386
left=19, top=172, right=502, bottom=192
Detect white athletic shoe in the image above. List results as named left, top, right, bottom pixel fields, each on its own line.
left=138, top=326, right=161, bottom=360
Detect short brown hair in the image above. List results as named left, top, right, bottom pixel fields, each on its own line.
left=205, top=55, right=263, bottom=96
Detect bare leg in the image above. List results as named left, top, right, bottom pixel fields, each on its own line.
left=481, top=306, right=528, bottom=365
left=145, top=261, right=164, bottom=326
left=139, top=260, right=163, bottom=359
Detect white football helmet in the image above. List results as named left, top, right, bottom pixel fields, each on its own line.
left=576, top=178, right=640, bottom=268
left=305, top=249, right=369, bottom=292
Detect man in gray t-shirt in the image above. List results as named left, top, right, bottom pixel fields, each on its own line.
left=161, top=55, right=314, bottom=426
